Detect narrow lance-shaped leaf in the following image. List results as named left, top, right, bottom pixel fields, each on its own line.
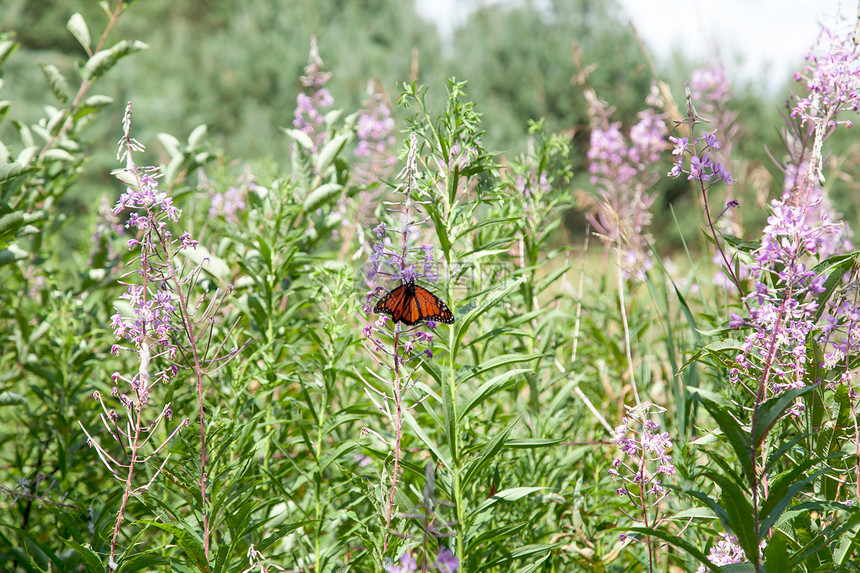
left=67, top=13, right=91, bottom=52
left=40, top=64, right=69, bottom=105
left=697, top=394, right=755, bottom=485
left=83, top=40, right=149, bottom=83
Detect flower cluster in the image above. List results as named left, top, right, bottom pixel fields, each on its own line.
left=354, top=83, right=397, bottom=185
left=696, top=533, right=749, bottom=572
left=361, top=136, right=447, bottom=354
left=109, top=169, right=197, bottom=360
left=386, top=548, right=459, bottom=573
left=209, top=185, right=246, bottom=223
left=691, top=65, right=731, bottom=111
left=727, top=16, right=859, bottom=403
left=584, top=84, right=668, bottom=280
left=728, top=193, right=832, bottom=401
left=791, top=17, right=860, bottom=127
left=609, top=403, right=676, bottom=503
left=668, top=131, right=732, bottom=184
left=293, top=36, right=334, bottom=153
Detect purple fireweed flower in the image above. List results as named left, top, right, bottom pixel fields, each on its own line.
left=364, top=137, right=449, bottom=345
left=109, top=104, right=202, bottom=396
left=111, top=168, right=193, bottom=360
left=209, top=186, right=246, bottom=222
left=435, top=547, right=459, bottom=573
left=354, top=82, right=397, bottom=185
left=585, top=86, right=667, bottom=281
left=735, top=15, right=856, bottom=394
left=609, top=403, right=675, bottom=499
left=386, top=553, right=418, bottom=573
left=690, top=63, right=745, bottom=252
left=728, top=186, right=847, bottom=399
left=114, top=173, right=181, bottom=223
left=791, top=17, right=860, bottom=127
left=782, top=162, right=852, bottom=258
left=293, top=36, right=334, bottom=153
left=373, top=222, right=387, bottom=239
left=691, top=65, right=731, bottom=110
left=609, top=403, right=675, bottom=559
left=696, top=534, right=748, bottom=572
left=670, top=130, right=732, bottom=185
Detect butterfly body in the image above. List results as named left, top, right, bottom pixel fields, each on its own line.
left=373, top=280, right=455, bottom=325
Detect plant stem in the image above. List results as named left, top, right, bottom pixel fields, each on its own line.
left=109, top=406, right=141, bottom=571
left=384, top=328, right=403, bottom=552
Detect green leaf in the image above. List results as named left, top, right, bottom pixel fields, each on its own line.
left=0, top=40, right=19, bottom=70
left=43, top=148, right=76, bottom=162
left=477, top=544, right=558, bottom=572
left=40, top=64, right=69, bottom=105
left=535, top=262, right=573, bottom=294
left=401, top=406, right=450, bottom=471
left=187, top=124, right=208, bottom=148
left=809, top=254, right=857, bottom=324
left=81, top=94, right=114, bottom=111
left=760, top=466, right=821, bottom=534
left=505, top=437, right=562, bottom=448
left=462, top=419, right=517, bottom=486
left=0, top=161, right=35, bottom=186
left=832, top=508, right=860, bottom=566
left=115, top=553, right=168, bottom=573
left=316, top=132, right=351, bottom=174
left=696, top=470, right=759, bottom=567
left=61, top=538, right=105, bottom=573
left=465, top=523, right=528, bottom=553
left=0, top=101, right=10, bottom=128
left=752, top=384, right=818, bottom=448
left=67, top=13, right=92, bottom=52
left=0, top=524, right=66, bottom=571
left=763, top=528, right=791, bottom=572
left=681, top=338, right=745, bottom=372
left=257, top=519, right=318, bottom=552
left=283, top=127, right=314, bottom=149
left=459, top=368, right=529, bottom=421
left=83, top=40, right=149, bottom=82
left=698, top=395, right=755, bottom=485
left=0, top=210, right=46, bottom=243
left=455, top=216, right=522, bottom=241
left=136, top=521, right=208, bottom=572
left=457, top=353, right=540, bottom=385
left=302, top=182, right=342, bottom=212
left=469, top=486, right=546, bottom=517
left=177, top=243, right=231, bottom=280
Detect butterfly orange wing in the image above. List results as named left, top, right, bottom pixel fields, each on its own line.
left=374, top=283, right=410, bottom=322
left=373, top=282, right=454, bottom=325
left=413, top=285, right=454, bottom=324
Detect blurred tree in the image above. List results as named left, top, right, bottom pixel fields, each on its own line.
left=450, top=0, right=653, bottom=153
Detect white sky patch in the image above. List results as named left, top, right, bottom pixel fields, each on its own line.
left=415, top=0, right=849, bottom=92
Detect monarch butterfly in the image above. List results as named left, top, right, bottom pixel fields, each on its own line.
left=373, top=280, right=455, bottom=325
